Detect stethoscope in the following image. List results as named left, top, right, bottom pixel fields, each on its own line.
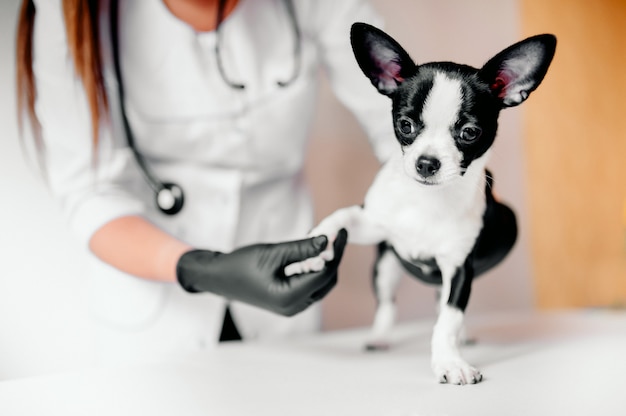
left=109, top=0, right=301, bottom=215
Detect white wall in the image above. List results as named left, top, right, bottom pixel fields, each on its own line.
left=0, top=0, right=533, bottom=380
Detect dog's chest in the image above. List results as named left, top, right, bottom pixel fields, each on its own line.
left=364, top=159, right=486, bottom=264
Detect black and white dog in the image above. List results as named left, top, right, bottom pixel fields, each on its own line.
left=287, top=23, right=555, bottom=385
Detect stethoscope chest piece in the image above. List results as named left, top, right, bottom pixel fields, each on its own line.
left=156, top=183, right=185, bottom=215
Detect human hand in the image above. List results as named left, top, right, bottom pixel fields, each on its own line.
left=176, top=230, right=348, bottom=316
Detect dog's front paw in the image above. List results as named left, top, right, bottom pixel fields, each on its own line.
left=283, top=232, right=337, bottom=277
left=283, top=256, right=325, bottom=276
left=432, top=359, right=483, bottom=385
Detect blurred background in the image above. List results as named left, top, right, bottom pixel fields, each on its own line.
left=1, top=0, right=624, bottom=380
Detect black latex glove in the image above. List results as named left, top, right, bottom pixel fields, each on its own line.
left=176, top=229, right=348, bottom=316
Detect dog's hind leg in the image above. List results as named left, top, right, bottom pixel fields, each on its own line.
left=365, top=243, right=404, bottom=351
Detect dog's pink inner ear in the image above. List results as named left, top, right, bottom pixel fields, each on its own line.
left=490, top=77, right=507, bottom=98
left=378, top=60, right=404, bottom=82
left=368, top=41, right=405, bottom=83
left=490, top=69, right=517, bottom=98
left=370, top=55, right=405, bottom=94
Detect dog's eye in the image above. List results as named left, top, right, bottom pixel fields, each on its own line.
left=396, top=116, right=418, bottom=142
left=399, top=120, right=414, bottom=135
left=459, top=125, right=482, bottom=144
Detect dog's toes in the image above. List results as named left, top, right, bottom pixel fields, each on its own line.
left=285, top=231, right=339, bottom=276
left=305, top=256, right=325, bottom=272
left=432, top=360, right=483, bottom=385
left=470, top=372, right=483, bottom=384
left=284, top=256, right=325, bottom=277
left=284, top=262, right=303, bottom=277
left=460, top=336, right=478, bottom=346
left=319, top=247, right=335, bottom=262
left=364, top=340, right=391, bottom=352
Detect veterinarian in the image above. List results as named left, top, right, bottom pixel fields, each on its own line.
left=16, top=0, right=395, bottom=364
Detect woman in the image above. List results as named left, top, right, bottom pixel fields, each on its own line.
left=16, top=0, right=394, bottom=364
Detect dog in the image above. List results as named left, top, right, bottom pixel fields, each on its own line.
left=285, top=23, right=556, bottom=385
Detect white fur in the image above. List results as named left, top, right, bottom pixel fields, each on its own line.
left=365, top=151, right=487, bottom=266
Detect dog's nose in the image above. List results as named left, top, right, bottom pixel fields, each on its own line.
left=416, top=156, right=441, bottom=178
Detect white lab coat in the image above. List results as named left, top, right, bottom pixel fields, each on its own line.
left=32, top=0, right=395, bottom=365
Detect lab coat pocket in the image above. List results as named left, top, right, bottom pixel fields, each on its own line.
left=87, top=254, right=166, bottom=331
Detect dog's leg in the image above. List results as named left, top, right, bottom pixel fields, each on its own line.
left=431, top=258, right=482, bottom=385
left=435, top=289, right=474, bottom=346
left=284, top=205, right=386, bottom=276
left=365, top=243, right=404, bottom=351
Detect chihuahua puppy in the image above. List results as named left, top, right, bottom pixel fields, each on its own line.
left=286, top=23, right=555, bottom=385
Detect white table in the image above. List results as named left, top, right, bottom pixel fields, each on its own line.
left=1, top=310, right=625, bottom=416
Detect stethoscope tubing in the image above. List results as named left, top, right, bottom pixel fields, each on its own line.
left=110, top=0, right=185, bottom=214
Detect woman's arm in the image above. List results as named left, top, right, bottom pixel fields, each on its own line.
left=90, top=215, right=350, bottom=317
left=89, top=215, right=192, bottom=283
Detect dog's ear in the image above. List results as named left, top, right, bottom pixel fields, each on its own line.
left=479, top=34, right=556, bottom=107
left=350, top=23, right=416, bottom=96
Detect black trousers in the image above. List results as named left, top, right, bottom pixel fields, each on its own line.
left=219, top=305, right=243, bottom=342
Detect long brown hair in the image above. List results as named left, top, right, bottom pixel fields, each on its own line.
left=16, top=0, right=108, bottom=169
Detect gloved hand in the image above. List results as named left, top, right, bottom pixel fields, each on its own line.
left=176, top=229, right=348, bottom=316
